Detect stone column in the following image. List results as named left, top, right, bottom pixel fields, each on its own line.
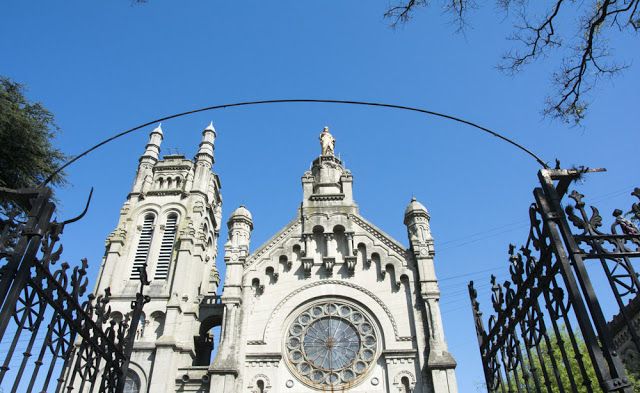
left=302, top=234, right=312, bottom=256
left=325, top=233, right=335, bottom=258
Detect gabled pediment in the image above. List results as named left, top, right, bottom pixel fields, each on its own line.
left=243, top=212, right=408, bottom=274
left=244, top=217, right=301, bottom=269
left=349, top=214, right=407, bottom=258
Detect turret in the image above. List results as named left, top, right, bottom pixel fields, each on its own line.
left=404, top=197, right=456, bottom=370
left=404, top=197, right=436, bottom=292
left=222, top=206, right=253, bottom=301
left=130, top=124, right=163, bottom=197
left=193, top=122, right=216, bottom=195
left=404, top=197, right=433, bottom=245
left=226, top=205, right=253, bottom=251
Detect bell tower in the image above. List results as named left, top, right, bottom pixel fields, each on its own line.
left=94, top=123, right=223, bottom=392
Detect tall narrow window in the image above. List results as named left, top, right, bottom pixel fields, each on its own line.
left=131, top=214, right=155, bottom=280
left=155, top=213, right=178, bottom=280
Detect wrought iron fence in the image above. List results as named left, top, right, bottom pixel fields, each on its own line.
left=0, top=187, right=149, bottom=393
left=469, top=168, right=640, bottom=393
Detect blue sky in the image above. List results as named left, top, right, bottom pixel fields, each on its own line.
left=2, top=1, right=639, bottom=391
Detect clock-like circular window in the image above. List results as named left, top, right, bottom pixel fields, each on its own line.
left=285, top=300, right=378, bottom=388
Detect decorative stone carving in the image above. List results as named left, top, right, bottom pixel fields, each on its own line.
left=350, top=215, right=408, bottom=258
left=210, top=268, right=220, bottom=286
left=247, top=374, right=272, bottom=393
left=393, top=370, right=416, bottom=392
left=180, top=219, right=196, bottom=238
left=345, top=256, right=357, bottom=275
left=106, top=227, right=127, bottom=245
left=323, top=257, right=335, bottom=276
left=302, top=257, right=314, bottom=278
left=245, top=221, right=302, bottom=268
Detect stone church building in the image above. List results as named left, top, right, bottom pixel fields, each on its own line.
left=86, top=124, right=458, bottom=392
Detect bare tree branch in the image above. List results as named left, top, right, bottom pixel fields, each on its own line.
left=499, top=0, right=565, bottom=74
left=547, top=0, right=632, bottom=122
left=384, top=0, right=427, bottom=27
left=384, top=0, right=639, bottom=124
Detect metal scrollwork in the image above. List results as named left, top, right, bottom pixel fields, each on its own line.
left=0, top=187, right=149, bottom=393
left=469, top=168, right=639, bottom=393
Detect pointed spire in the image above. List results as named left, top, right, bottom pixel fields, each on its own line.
left=152, top=123, right=163, bottom=136
left=205, top=121, right=216, bottom=134
left=196, top=121, right=216, bottom=163
left=140, top=124, right=163, bottom=162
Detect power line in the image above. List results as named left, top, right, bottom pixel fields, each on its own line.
left=41, top=99, right=549, bottom=186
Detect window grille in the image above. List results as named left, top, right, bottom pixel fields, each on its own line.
left=131, top=214, right=155, bottom=279
left=154, top=213, right=178, bottom=280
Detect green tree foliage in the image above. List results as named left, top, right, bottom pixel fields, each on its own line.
left=502, top=327, right=640, bottom=392
left=0, top=76, right=67, bottom=192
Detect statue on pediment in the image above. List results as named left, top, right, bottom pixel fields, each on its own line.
left=319, top=126, right=335, bottom=156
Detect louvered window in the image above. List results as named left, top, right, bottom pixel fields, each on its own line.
left=131, top=214, right=155, bottom=279
left=154, top=214, right=178, bottom=280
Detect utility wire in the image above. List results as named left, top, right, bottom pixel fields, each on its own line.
left=41, top=99, right=549, bottom=186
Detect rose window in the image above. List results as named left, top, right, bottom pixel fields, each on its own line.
left=285, top=301, right=378, bottom=388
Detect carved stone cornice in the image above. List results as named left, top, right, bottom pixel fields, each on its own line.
left=245, top=220, right=301, bottom=267
left=322, top=257, right=335, bottom=275
left=309, top=193, right=345, bottom=201
left=349, top=214, right=408, bottom=257
left=301, top=257, right=314, bottom=278
left=344, top=256, right=357, bottom=274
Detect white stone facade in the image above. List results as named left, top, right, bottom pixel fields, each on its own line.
left=68, top=126, right=457, bottom=393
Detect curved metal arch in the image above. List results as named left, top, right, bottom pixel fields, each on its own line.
left=41, top=99, right=549, bottom=186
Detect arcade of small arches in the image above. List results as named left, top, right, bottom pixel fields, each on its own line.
left=155, top=176, right=184, bottom=190
left=246, top=222, right=411, bottom=297
left=109, top=310, right=166, bottom=342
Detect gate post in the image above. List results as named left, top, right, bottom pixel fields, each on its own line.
left=0, top=187, right=55, bottom=341
left=536, top=169, right=632, bottom=392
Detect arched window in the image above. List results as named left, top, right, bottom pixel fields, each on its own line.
left=256, top=379, right=265, bottom=393
left=401, top=376, right=411, bottom=393
left=151, top=311, right=165, bottom=339
left=333, top=225, right=347, bottom=259
left=154, top=213, right=178, bottom=280
left=131, top=214, right=155, bottom=280
left=123, top=370, right=141, bottom=393
left=312, top=225, right=326, bottom=258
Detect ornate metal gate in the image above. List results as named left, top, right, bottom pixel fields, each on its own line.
left=0, top=187, right=149, bottom=393
left=469, top=168, right=640, bottom=392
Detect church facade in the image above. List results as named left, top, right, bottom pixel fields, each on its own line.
left=82, top=124, right=457, bottom=393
